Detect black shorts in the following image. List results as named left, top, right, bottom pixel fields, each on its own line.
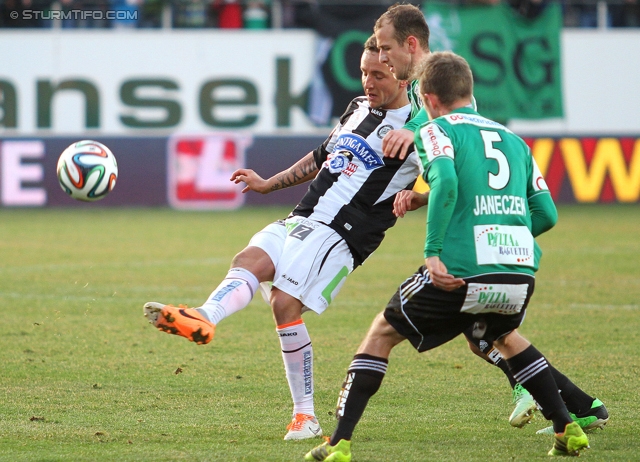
left=384, top=266, right=535, bottom=353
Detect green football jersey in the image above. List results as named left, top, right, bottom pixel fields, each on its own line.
left=403, top=80, right=477, bottom=132
left=402, top=81, right=428, bottom=133
left=415, top=107, right=556, bottom=278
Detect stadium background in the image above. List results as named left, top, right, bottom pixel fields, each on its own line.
left=0, top=0, right=639, bottom=208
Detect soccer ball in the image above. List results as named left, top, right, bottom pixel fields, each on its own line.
left=57, top=140, right=118, bottom=202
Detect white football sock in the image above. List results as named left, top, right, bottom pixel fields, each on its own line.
left=196, top=268, right=259, bottom=325
left=277, top=320, right=314, bottom=416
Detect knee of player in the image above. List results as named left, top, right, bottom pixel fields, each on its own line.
left=271, top=292, right=303, bottom=325
left=231, top=247, right=274, bottom=280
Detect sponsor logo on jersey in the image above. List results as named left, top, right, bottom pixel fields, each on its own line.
left=445, top=113, right=511, bottom=133
left=474, top=225, right=534, bottom=267
left=341, top=162, right=358, bottom=177
left=377, top=124, right=393, bottom=139
left=333, top=134, right=383, bottom=170
left=532, top=158, right=549, bottom=191
left=328, top=152, right=349, bottom=172
left=370, top=108, right=384, bottom=117
left=422, top=124, right=454, bottom=160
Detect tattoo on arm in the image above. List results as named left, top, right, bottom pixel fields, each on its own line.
left=272, top=157, right=318, bottom=191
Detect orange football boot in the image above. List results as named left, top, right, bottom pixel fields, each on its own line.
left=143, top=302, right=215, bottom=345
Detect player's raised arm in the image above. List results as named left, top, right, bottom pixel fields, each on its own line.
left=231, top=151, right=318, bottom=194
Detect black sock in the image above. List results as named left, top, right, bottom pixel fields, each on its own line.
left=506, top=345, right=572, bottom=433
left=496, top=357, right=518, bottom=389
left=467, top=334, right=518, bottom=389
left=330, top=354, right=387, bottom=445
left=548, top=365, right=595, bottom=415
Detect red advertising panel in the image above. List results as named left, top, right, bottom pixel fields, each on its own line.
left=167, top=134, right=252, bottom=210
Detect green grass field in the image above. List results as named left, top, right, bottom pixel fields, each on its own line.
left=1, top=204, right=638, bottom=461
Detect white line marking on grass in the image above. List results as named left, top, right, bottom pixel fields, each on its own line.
left=0, top=258, right=228, bottom=274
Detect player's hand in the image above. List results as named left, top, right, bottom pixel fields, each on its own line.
left=393, top=190, right=429, bottom=217
left=382, top=128, right=414, bottom=159
left=425, top=256, right=465, bottom=291
left=230, top=168, right=269, bottom=194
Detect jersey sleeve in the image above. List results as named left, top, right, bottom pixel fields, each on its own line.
left=424, top=158, right=458, bottom=258
left=403, top=106, right=429, bottom=132
left=416, top=122, right=458, bottom=257
left=527, top=156, right=558, bottom=237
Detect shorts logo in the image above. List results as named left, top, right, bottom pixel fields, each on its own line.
left=281, top=274, right=299, bottom=285
left=461, top=283, right=529, bottom=314
left=288, top=224, right=314, bottom=241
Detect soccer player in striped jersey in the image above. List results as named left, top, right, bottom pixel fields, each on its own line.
left=372, top=2, right=607, bottom=434
left=144, top=35, right=422, bottom=441
left=305, top=51, right=595, bottom=462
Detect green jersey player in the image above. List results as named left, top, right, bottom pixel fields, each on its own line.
left=305, top=51, right=596, bottom=462
left=372, top=2, right=608, bottom=433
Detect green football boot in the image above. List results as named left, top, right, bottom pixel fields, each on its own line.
left=548, top=422, right=590, bottom=456
left=537, top=398, right=609, bottom=435
left=509, top=383, right=538, bottom=427
left=304, top=438, right=351, bottom=462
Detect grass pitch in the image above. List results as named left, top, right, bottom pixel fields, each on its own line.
left=0, top=204, right=638, bottom=461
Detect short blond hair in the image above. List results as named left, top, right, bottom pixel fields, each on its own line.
left=418, top=51, right=473, bottom=106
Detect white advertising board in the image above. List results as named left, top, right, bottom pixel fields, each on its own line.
left=0, top=30, right=319, bottom=135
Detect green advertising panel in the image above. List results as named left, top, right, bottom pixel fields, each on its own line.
left=425, top=3, right=563, bottom=121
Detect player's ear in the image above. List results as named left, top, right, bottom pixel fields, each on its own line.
left=406, top=36, right=419, bottom=53
left=398, top=80, right=409, bottom=89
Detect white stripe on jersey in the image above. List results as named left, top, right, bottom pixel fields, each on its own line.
left=307, top=99, right=419, bottom=229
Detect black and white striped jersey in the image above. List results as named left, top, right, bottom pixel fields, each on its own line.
left=290, top=97, right=421, bottom=267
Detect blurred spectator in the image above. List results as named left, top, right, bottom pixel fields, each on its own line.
left=507, top=0, right=548, bottom=19
left=610, top=0, right=640, bottom=27
left=244, top=0, right=268, bottom=29
left=138, top=0, right=165, bottom=27
left=174, top=0, right=208, bottom=28
left=110, top=0, right=140, bottom=28
left=213, top=0, right=242, bottom=28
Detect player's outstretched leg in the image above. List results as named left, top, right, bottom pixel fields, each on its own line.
left=143, top=302, right=215, bottom=345
left=304, top=439, right=351, bottom=462
left=537, top=398, right=609, bottom=435
left=509, top=383, right=538, bottom=428
left=548, top=422, right=590, bottom=456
